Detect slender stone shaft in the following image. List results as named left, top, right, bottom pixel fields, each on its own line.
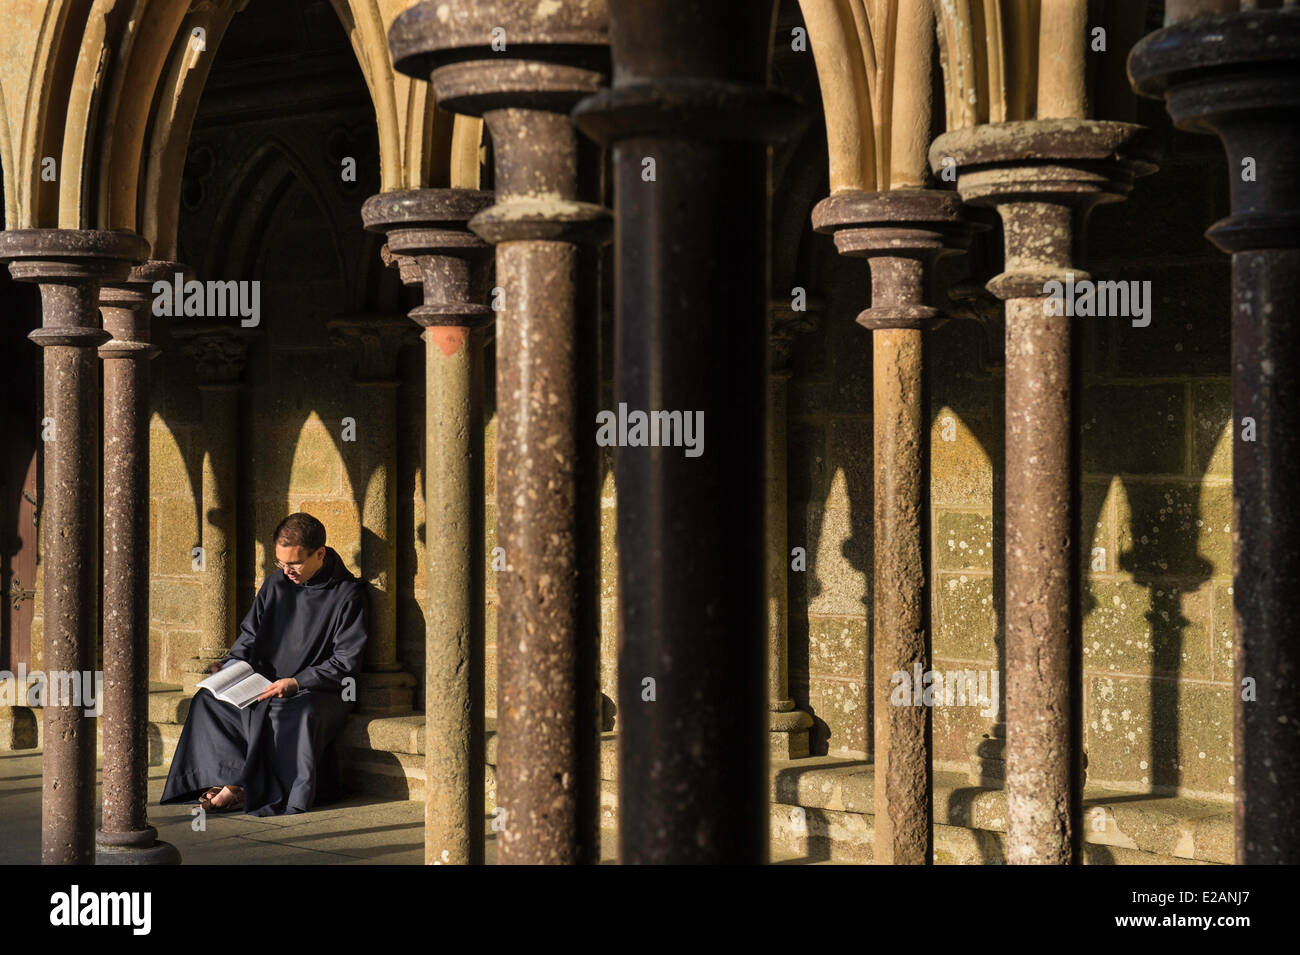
left=174, top=326, right=252, bottom=696
left=767, top=368, right=794, bottom=713
left=812, top=189, right=975, bottom=865
left=767, top=306, right=816, bottom=760
left=573, top=0, right=800, bottom=863
left=0, top=228, right=148, bottom=864
left=930, top=122, right=1158, bottom=863
left=872, top=325, right=928, bottom=859
left=390, top=1, right=610, bottom=864
left=1130, top=7, right=1300, bottom=863
left=327, top=315, right=419, bottom=714
left=362, top=188, right=494, bottom=864
left=96, top=261, right=183, bottom=864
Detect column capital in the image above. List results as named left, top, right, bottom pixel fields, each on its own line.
left=99, top=261, right=192, bottom=362
left=327, top=315, right=421, bottom=382
left=390, top=2, right=611, bottom=248
left=769, top=298, right=821, bottom=378
left=362, top=188, right=495, bottom=329
left=172, top=324, right=254, bottom=385
left=947, top=278, right=1007, bottom=370
left=1130, top=8, right=1300, bottom=254
left=929, top=120, right=1160, bottom=301
left=572, top=81, right=804, bottom=147
left=389, top=0, right=609, bottom=117
left=570, top=1, right=804, bottom=146
left=0, top=228, right=149, bottom=349
left=812, top=188, right=981, bottom=330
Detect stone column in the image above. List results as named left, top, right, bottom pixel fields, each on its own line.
left=572, top=0, right=800, bottom=863
left=361, top=188, right=494, bottom=864
left=811, top=190, right=976, bottom=864
left=929, top=121, right=1158, bottom=864
left=174, top=324, right=252, bottom=697
left=768, top=302, right=817, bottom=761
left=96, top=261, right=183, bottom=865
left=1130, top=6, right=1300, bottom=864
left=0, top=228, right=147, bottom=864
left=327, top=316, right=419, bottom=715
left=390, top=0, right=610, bottom=865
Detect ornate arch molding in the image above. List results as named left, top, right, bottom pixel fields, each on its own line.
left=794, top=1, right=1148, bottom=193
left=142, top=1, right=245, bottom=261
left=795, top=0, right=940, bottom=191
left=0, top=0, right=95, bottom=228
left=204, top=137, right=350, bottom=293
left=0, top=0, right=484, bottom=247
left=333, top=0, right=484, bottom=190
left=933, top=0, right=1148, bottom=130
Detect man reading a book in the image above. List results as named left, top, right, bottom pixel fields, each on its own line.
left=160, top=513, right=369, bottom=815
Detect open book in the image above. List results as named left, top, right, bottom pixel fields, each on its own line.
left=196, top=660, right=272, bottom=709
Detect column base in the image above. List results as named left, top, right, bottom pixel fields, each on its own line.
left=95, top=827, right=182, bottom=865
left=967, top=724, right=1007, bottom=788
left=355, top=671, right=416, bottom=715
left=0, top=705, right=39, bottom=750
left=770, top=708, right=814, bottom=760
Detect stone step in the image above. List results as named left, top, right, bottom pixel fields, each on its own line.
left=148, top=682, right=189, bottom=724
left=12, top=692, right=1232, bottom=864
left=768, top=756, right=1231, bottom=863
left=767, top=801, right=1208, bottom=865
left=326, top=715, right=1233, bottom=863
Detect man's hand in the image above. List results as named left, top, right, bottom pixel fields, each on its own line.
left=209, top=661, right=225, bottom=674
left=256, top=678, right=300, bottom=702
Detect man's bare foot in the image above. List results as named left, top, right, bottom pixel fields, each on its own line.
left=199, top=785, right=244, bottom=811
left=211, top=785, right=243, bottom=810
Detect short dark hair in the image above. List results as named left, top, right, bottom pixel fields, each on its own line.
left=273, top=513, right=326, bottom=552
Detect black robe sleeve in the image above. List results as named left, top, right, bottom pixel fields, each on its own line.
left=291, top=585, right=368, bottom=692
left=224, top=582, right=267, bottom=667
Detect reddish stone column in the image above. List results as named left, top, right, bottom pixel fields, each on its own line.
left=389, top=1, right=610, bottom=864
left=0, top=228, right=148, bottom=864
left=363, top=188, right=494, bottom=864
left=930, top=121, right=1158, bottom=864
left=96, top=260, right=183, bottom=864
left=572, top=0, right=800, bottom=863
left=1130, top=6, right=1300, bottom=864
left=812, top=189, right=977, bottom=864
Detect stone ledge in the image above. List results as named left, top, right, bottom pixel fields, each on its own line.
left=329, top=720, right=1231, bottom=863
left=769, top=802, right=1209, bottom=864
left=770, top=756, right=1232, bottom=864
left=9, top=698, right=1233, bottom=864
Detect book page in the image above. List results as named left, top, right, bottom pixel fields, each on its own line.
left=196, top=660, right=252, bottom=696
left=225, top=671, right=273, bottom=708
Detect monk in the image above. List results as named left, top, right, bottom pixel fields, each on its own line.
left=160, top=513, right=368, bottom=816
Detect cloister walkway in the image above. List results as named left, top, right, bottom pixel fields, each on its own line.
left=1, top=751, right=834, bottom=864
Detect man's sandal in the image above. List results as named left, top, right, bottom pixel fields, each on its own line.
left=209, top=785, right=244, bottom=812
left=198, top=785, right=244, bottom=812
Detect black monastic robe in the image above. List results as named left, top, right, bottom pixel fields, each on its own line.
left=160, top=545, right=368, bottom=816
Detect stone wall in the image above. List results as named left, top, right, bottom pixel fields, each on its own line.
left=786, top=93, right=1234, bottom=801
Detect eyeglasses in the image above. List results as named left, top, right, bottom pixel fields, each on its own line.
left=275, top=552, right=320, bottom=572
